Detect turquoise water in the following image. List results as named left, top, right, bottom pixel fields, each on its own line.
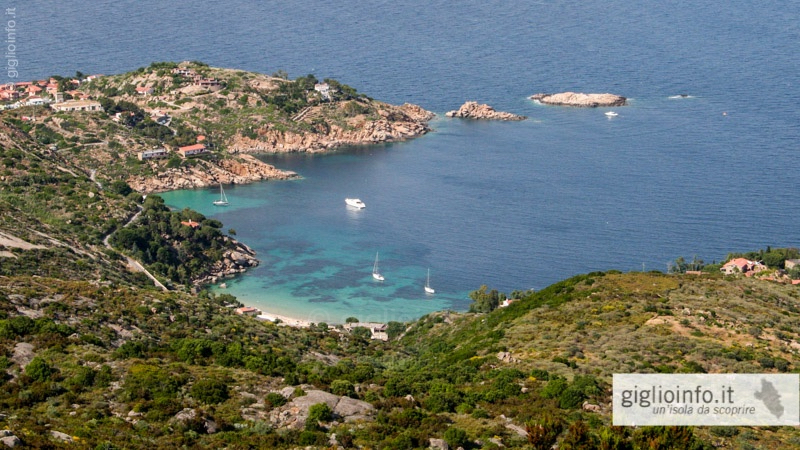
left=19, top=0, right=800, bottom=322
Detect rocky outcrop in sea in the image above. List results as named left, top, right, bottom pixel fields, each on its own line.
left=530, top=92, right=626, bottom=107
left=445, top=101, right=526, bottom=121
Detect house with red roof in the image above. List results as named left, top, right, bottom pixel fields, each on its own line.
left=176, top=143, right=206, bottom=158
left=721, top=258, right=768, bottom=276
left=0, top=90, right=19, bottom=101
left=235, top=307, right=261, bottom=316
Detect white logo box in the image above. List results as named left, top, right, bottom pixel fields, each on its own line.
left=613, top=374, right=799, bottom=426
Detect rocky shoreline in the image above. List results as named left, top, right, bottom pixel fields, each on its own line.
left=127, top=154, right=298, bottom=194
left=445, top=101, right=526, bottom=121
left=227, top=103, right=434, bottom=154
left=195, top=237, right=260, bottom=286
left=530, top=92, right=626, bottom=107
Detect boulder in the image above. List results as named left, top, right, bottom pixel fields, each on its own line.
left=170, top=408, right=217, bottom=434
left=0, top=435, right=21, bottom=448
left=267, top=389, right=375, bottom=429
left=497, top=351, right=518, bottom=363
left=429, top=438, right=450, bottom=450
left=49, top=431, right=73, bottom=443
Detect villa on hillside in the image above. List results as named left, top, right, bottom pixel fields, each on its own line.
left=26, top=97, right=47, bottom=106
left=235, top=306, right=261, bottom=316
left=136, top=86, right=154, bottom=96
left=343, top=322, right=388, bottom=341
left=785, top=259, right=800, bottom=270
left=137, top=148, right=168, bottom=160
left=51, top=100, right=103, bottom=112
left=195, top=78, right=222, bottom=90
left=314, top=82, right=331, bottom=100
left=176, top=143, right=207, bottom=158
left=171, top=67, right=196, bottom=77
left=720, top=258, right=768, bottom=276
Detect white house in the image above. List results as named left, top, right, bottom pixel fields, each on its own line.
left=50, top=100, right=103, bottom=112
left=137, top=148, right=168, bottom=160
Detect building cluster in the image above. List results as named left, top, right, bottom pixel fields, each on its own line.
left=171, top=67, right=222, bottom=90
left=720, top=257, right=800, bottom=285
left=0, top=73, right=213, bottom=161
left=1, top=75, right=100, bottom=110
left=137, top=141, right=208, bottom=161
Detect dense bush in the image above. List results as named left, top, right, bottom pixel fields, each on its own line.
left=306, top=402, right=333, bottom=431
left=190, top=378, right=230, bottom=404
left=443, top=427, right=469, bottom=448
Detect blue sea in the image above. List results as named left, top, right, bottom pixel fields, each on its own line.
left=14, top=1, right=800, bottom=322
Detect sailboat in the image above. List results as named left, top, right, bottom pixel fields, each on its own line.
left=424, top=268, right=435, bottom=294
left=213, top=183, right=229, bottom=206
left=372, top=252, right=384, bottom=281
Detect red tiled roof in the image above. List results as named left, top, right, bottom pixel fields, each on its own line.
left=180, top=220, right=200, bottom=228
left=179, top=144, right=206, bottom=152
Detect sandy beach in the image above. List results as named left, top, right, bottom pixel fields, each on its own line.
left=256, top=311, right=314, bottom=328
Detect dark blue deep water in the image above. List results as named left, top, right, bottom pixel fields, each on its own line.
left=13, top=1, right=800, bottom=322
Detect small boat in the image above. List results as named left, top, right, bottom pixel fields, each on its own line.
left=424, top=268, right=435, bottom=294
left=345, top=198, right=366, bottom=209
left=213, top=184, right=229, bottom=206
left=605, top=111, right=618, bottom=117
left=372, top=252, right=384, bottom=281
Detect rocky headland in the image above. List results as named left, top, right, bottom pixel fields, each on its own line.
left=196, top=237, right=259, bottom=285
left=227, top=103, right=434, bottom=154
left=530, top=92, right=626, bottom=107
left=445, top=101, right=526, bottom=121
left=127, top=154, right=298, bottom=194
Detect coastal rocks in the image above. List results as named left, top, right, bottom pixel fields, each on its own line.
left=530, top=92, right=626, bottom=107
left=445, top=101, right=526, bottom=121
left=195, top=238, right=259, bottom=285
left=229, top=120, right=430, bottom=153
left=268, top=389, right=375, bottom=429
left=127, top=154, right=298, bottom=194
left=226, top=102, right=433, bottom=154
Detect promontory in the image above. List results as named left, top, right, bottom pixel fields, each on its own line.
left=1, top=61, right=434, bottom=193
left=445, top=101, right=526, bottom=121
left=530, top=92, right=626, bottom=107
